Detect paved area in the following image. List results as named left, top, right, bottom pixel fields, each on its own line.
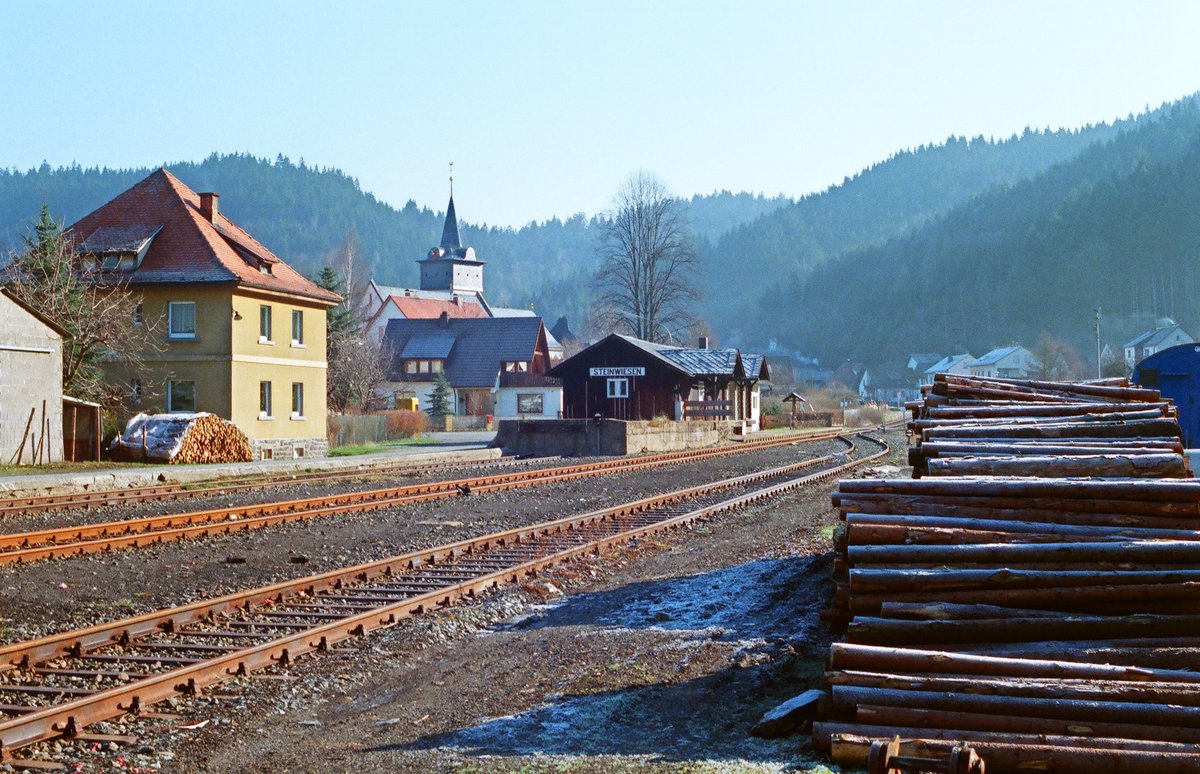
left=0, top=432, right=499, bottom=498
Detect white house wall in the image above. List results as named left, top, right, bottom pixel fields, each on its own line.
left=494, top=387, right=563, bottom=419
left=0, top=295, right=65, bottom=464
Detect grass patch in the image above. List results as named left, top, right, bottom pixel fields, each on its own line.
left=818, top=524, right=838, bottom=539
left=0, top=460, right=147, bottom=477
left=328, top=438, right=438, bottom=457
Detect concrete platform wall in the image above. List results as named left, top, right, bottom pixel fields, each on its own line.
left=497, top=419, right=727, bottom=456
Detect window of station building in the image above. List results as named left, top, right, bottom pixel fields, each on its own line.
left=259, top=380, right=273, bottom=418
left=259, top=305, right=273, bottom=343
left=291, top=309, right=304, bottom=346
left=167, top=380, right=195, bottom=413
left=132, top=303, right=143, bottom=325
left=606, top=378, right=629, bottom=399
left=504, top=361, right=529, bottom=372
left=291, top=382, right=304, bottom=418
left=129, top=378, right=143, bottom=404
left=167, top=302, right=196, bottom=339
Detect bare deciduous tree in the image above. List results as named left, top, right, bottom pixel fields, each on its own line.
left=4, top=206, right=162, bottom=410
left=593, top=172, right=699, bottom=343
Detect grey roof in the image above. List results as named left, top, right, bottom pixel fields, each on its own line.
left=440, top=195, right=462, bottom=250
left=385, top=316, right=546, bottom=388
left=491, top=306, right=537, bottom=317
left=925, top=353, right=975, bottom=375
left=742, top=353, right=769, bottom=381
left=1124, top=324, right=1191, bottom=349
left=555, top=333, right=763, bottom=380
left=79, top=223, right=162, bottom=254
left=908, top=353, right=943, bottom=370
left=973, top=345, right=1023, bottom=366
left=399, top=332, right=457, bottom=359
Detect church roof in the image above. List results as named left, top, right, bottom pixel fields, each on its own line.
left=440, top=195, right=462, bottom=251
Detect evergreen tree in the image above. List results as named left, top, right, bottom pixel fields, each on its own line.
left=426, top=371, right=453, bottom=418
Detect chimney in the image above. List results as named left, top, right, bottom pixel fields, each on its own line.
left=199, top=192, right=219, bottom=222
left=698, top=336, right=710, bottom=349
left=438, top=310, right=450, bottom=326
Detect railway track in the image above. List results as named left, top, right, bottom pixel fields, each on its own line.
left=0, top=430, right=857, bottom=567
left=0, top=431, right=890, bottom=766
left=0, top=452, right=551, bottom=518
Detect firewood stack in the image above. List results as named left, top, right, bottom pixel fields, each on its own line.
left=815, top=375, right=1200, bottom=772
left=110, top=412, right=253, bottom=464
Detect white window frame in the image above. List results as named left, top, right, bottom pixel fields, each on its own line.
left=291, top=309, right=305, bottom=347
left=259, top=305, right=273, bottom=344
left=259, top=380, right=273, bottom=419
left=291, top=382, right=305, bottom=419
left=606, top=378, right=629, bottom=399
left=166, top=380, right=195, bottom=413
left=167, top=302, right=196, bottom=340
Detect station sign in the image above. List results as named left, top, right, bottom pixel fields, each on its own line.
left=589, top=367, right=645, bottom=377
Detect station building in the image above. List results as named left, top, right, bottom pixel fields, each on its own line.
left=547, top=333, right=768, bottom=432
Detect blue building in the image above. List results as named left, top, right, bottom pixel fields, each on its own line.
left=1132, top=343, right=1200, bottom=447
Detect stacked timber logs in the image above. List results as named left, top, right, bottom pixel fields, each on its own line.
left=814, top=376, right=1200, bottom=773
left=110, top=412, right=253, bottom=464
left=906, top=375, right=1188, bottom=478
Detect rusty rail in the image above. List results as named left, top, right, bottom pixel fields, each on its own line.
left=0, top=428, right=849, bottom=519
left=0, top=432, right=889, bottom=763
left=0, top=432, right=857, bottom=567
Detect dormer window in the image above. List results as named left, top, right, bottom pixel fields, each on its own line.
left=101, top=254, right=121, bottom=271
left=259, top=261, right=272, bottom=275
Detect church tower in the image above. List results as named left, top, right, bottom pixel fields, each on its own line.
left=418, top=176, right=485, bottom=294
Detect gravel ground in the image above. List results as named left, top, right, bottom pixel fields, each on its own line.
left=0, top=430, right=905, bottom=773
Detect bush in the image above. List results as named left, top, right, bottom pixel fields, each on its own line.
left=384, top=410, right=428, bottom=439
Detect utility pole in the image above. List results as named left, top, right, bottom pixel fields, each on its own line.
left=1095, top=307, right=1102, bottom=379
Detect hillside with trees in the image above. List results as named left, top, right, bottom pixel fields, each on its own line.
left=2, top=95, right=1196, bottom=358
left=780, top=97, right=1200, bottom=366
left=0, top=157, right=789, bottom=333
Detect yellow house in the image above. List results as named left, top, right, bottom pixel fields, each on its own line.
left=67, top=169, right=340, bottom=459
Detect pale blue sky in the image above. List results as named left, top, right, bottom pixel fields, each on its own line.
left=2, top=1, right=1198, bottom=226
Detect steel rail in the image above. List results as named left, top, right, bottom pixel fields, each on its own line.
left=0, top=433, right=889, bottom=761
left=0, top=428, right=847, bottom=518
left=0, top=432, right=855, bottom=567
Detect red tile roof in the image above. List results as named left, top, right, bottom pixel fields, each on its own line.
left=66, top=169, right=339, bottom=304
left=389, top=295, right=489, bottom=319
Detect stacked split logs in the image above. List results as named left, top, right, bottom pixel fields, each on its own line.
left=816, top=375, right=1200, bottom=773
left=111, top=412, right=252, bottom=464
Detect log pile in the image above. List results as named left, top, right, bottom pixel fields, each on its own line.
left=906, top=375, right=1188, bottom=478
left=110, top=412, right=252, bottom=464
left=814, top=375, right=1200, bottom=772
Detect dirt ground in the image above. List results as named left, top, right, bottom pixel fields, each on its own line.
left=4, top=430, right=907, bottom=773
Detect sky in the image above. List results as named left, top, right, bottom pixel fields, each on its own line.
left=2, top=0, right=1199, bottom=227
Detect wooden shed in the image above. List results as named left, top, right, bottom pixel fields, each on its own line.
left=548, top=333, right=769, bottom=428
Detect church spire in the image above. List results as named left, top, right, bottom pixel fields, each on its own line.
left=440, top=162, right=461, bottom=251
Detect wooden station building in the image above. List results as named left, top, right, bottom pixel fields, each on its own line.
left=548, top=333, right=768, bottom=430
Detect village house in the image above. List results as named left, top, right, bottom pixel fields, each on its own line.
left=364, top=189, right=564, bottom=361
left=548, top=334, right=768, bottom=432
left=65, top=169, right=340, bottom=460
left=380, top=315, right=559, bottom=422
left=967, top=345, right=1040, bottom=379
left=923, top=353, right=976, bottom=384
left=830, top=362, right=870, bottom=400
left=1123, top=318, right=1194, bottom=367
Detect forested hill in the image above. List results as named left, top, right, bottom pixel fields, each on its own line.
left=781, top=97, right=1200, bottom=366
left=0, top=155, right=790, bottom=328
left=701, top=116, right=1150, bottom=340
